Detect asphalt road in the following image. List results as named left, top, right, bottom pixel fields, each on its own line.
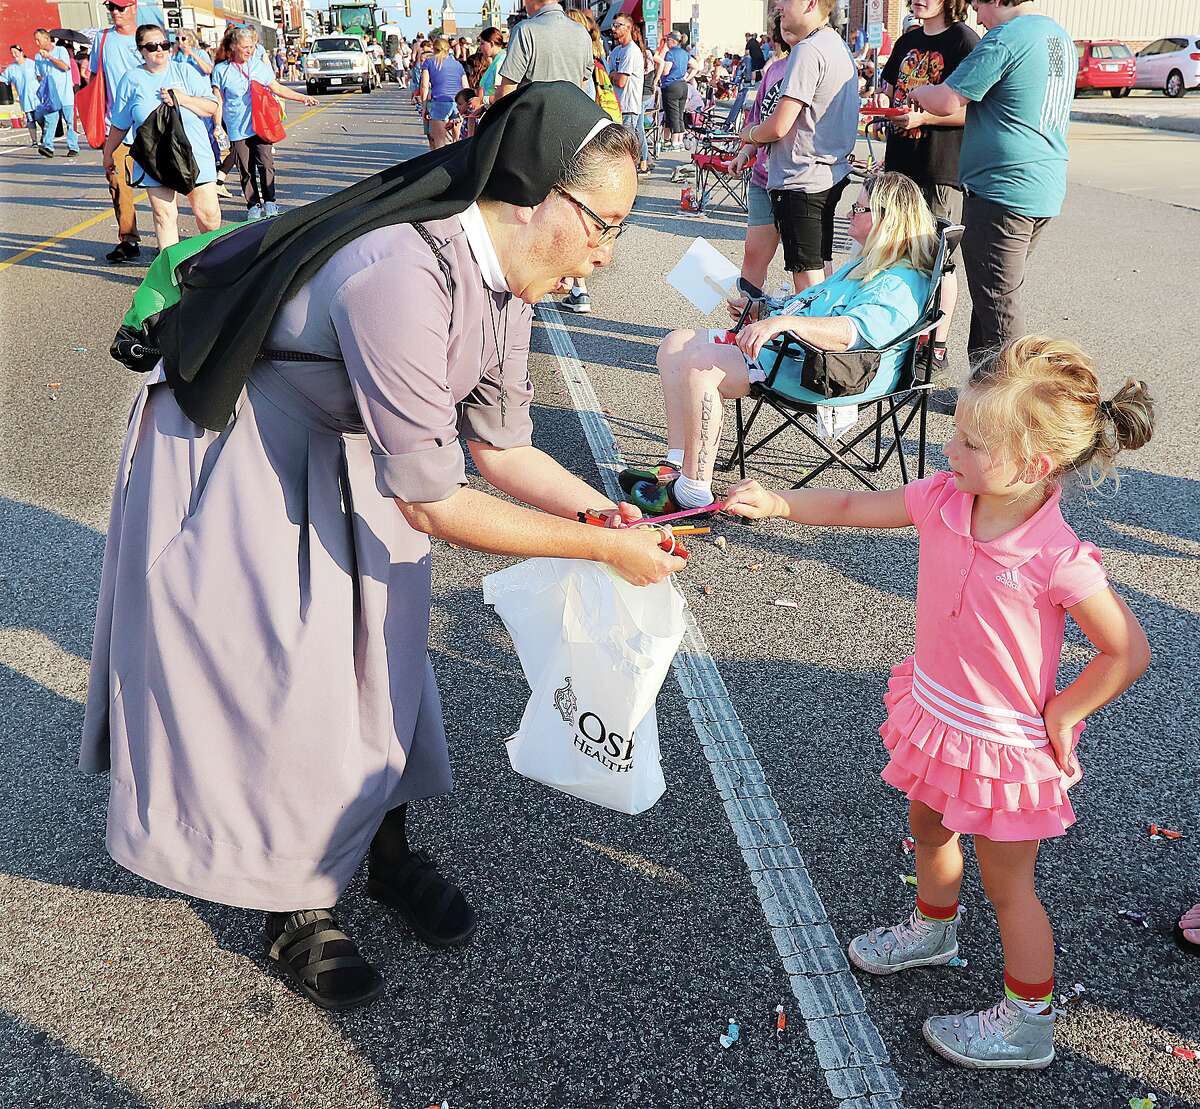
left=0, top=89, right=1197, bottom=1109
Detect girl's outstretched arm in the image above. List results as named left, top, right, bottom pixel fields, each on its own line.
left=722, top=478, right=911, bottom=529
left=1043, top=588, right=1151, bottom=775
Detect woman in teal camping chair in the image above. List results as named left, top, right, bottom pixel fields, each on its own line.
left=623, top=171, right=938, bottom=514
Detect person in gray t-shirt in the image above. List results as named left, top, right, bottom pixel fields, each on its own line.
left=496, top=0, right=592, bottom=95
left=738, top=0, right=859, bottom=290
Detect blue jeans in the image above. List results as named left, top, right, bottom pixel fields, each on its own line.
left=39, top=103, right=79, bottom=153
left=622, top=111, right=647, bottom=165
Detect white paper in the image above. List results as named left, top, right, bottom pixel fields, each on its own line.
left=665, top=237, right=741, bottom=315
left=816, top=404, right=860, bottom=440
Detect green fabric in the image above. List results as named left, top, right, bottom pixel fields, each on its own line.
left=121, top=222, right=245, bottom=332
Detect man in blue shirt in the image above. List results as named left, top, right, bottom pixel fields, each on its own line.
left=88, top=0, right=146, bottom=263
left=909, top=0, right=1076, bottom=363
left=33, top=29, right=80, bottom=157
left=1, top=46, right=41, bottom=147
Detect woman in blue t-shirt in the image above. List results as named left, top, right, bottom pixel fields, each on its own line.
left=623, top=173, right=938, bottom=516
left=419, top=36, right=467, bottom=149
left=211, top=27, right=317, bottom=220
left=656, top=32, right=693, bottom=148
left=102, top=24, right=222, bottom=250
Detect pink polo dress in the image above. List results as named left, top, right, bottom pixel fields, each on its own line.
left=880, top=471, right=1110, bottom=841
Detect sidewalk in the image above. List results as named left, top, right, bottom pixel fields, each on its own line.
left=1070, top=90, right=1200, bottom=135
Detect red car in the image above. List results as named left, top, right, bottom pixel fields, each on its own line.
left=1075, top=40, right=1136, bottom=96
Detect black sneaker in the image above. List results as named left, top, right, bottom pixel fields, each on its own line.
left=105, top=241, right=141, bottom=265
left=66, top=150, right=79, bottom=158
left=38, top=146, right=54, bottom=158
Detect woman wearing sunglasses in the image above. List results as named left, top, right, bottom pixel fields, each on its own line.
left=623, top=173, right=938, bottom=516
left=102, top=24, right=222, bottom=251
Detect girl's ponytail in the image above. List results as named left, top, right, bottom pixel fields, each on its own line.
left=966, top=337, right=1156, bottom=491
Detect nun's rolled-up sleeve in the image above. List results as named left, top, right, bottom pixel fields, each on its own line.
left=331, top=256, right=466, bottom=504
left=457, top=301, right=535, bottom=450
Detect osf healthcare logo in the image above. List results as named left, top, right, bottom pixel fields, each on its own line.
left=553, top=677, right=636, bottom=774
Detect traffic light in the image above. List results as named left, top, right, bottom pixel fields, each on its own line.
left=272, top=1, right=285, bottom=26
left=427, top=8, right=433, bottom=26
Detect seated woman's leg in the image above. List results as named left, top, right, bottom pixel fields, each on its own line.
left=655, top=329, right=754, bottom=506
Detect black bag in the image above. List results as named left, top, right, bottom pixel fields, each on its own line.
left=129, top=92, right=200, bottom=194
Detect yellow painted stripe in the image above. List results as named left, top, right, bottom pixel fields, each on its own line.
left=0, top=99, right=336, bottom=272
left=0, top=208, right=115, bottom=274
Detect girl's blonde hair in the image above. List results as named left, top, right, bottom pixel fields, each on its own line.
left=851, top=171, right=938, bottom=283
left=965, top=335, right=1155, bottom=489
left=432, top=35, right=450, bottom=61
left=567, top=8, right=605, bottom=61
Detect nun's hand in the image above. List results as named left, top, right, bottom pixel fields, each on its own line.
left=605, top=528, right=686, bottom=586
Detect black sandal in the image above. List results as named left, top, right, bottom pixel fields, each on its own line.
left=367, top=849, right=478, bottom=948
left=266, top=909, right=384, bottom=1011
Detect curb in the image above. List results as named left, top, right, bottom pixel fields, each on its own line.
left=1071, top=108, right=1200, bottom=136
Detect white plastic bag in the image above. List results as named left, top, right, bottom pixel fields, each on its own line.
left=482, top=558, right=687, bottom=815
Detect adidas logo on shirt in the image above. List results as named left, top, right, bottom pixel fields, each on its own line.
left=995, top=569, right=1021, bottom=590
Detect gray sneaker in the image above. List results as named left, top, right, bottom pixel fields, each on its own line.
left=923, top=997, right=1055, bottom=1069
left=848, top=910, right=958, bottom=975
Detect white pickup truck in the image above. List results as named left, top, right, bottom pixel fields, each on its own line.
left=304, top=35, right=377, bottom=95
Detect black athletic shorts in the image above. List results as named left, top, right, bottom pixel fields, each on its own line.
left=769, top=177, right=850, bottom=273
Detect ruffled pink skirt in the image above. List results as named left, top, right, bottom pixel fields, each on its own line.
left=879, top=656, right=1078, bottom=841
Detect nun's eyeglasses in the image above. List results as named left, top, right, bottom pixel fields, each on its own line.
left=553, top=185, right=625, bottom=245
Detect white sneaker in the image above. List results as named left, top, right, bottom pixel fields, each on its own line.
left=245, top=205, right=264, bottom=221
left=263, top=201, right=280, bottom=218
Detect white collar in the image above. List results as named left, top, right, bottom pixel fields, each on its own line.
left=459, top=202, right=509, bottom=294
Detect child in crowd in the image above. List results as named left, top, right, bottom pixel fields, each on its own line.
left=723, top=336, right=1154, bottom=1069
left=453, top=86, right=482, bottom=139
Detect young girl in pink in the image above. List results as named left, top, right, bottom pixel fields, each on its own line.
left=722, top=336, right=1155, bottom=1069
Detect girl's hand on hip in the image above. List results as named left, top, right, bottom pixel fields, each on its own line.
left=721, top=479, right=784, bottom=520
left=1043, top=707, right=1082, bottom=787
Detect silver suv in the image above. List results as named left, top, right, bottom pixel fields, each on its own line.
left=304, top=36, right=376, bottom=95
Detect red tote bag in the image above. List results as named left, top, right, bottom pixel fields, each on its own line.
left=75, top=30, right=108, bottom=149
left=238, top=63, right=286, bottom=143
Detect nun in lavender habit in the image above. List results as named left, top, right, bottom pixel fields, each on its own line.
left=81, top=82, right=685, bottom=1011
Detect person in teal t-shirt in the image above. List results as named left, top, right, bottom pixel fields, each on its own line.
left=1, top=48, right=41, bottom=146
left=908, top=0, right=1075, bottom=365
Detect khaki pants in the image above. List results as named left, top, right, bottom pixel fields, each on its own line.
left=106, top=142, right=139, bottom=244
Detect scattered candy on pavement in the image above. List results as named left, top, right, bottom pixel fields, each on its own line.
left=702, top=585, right=713, bottom=596
left=1129, top=1096, right=1157, bottom=1109
left=1118, top=910, right=1150, bottom=927
left=1166, top=1045, right=1197, bottom=1062
left=773, top=598, right=799, bottom=608
left=900, top=836, right=915, bottom=855
left=899, top=873, right=917, bottom=887
left=775, top=1004, right=786, bottom=1036
left=1057, top=983, right=1086, bottom=1007
left=948, top=956, right=968, bottom=967
left=1148, top=824, right=1183, bottom=840
left=719, top=1018, right=740, bottom=1049
left=713, top=536, right=727, bottom=551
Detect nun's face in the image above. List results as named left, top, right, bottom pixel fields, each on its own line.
left=510, top=158, right=638, bottom=304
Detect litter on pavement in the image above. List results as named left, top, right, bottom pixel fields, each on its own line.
left=948, top=956, right=968, bottom=967
left=1057, top=983, right=1086, bottom=1007
left=1118, top=910, right=1150, bottom=927
left=719, top=1018, right=740, bottom=1049
left=1129, top=1096, right=1157, bottom=1109
left=899, top=873, right=917, bottom=887
left=900, top=835, right=915, bottom=855
left=712, top=535, right=727, bottom=551
left=1166, top=1045, right=1197, bottom=1062
left=775, top=1004, right=786, bottom=1037
left=773, top=598, right=799, bottom=608
left=1148, top=824, right=1183, bottom=840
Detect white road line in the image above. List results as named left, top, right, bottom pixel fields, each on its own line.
left=537, top=302, right=905, bottom=1109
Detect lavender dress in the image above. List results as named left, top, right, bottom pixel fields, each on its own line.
left=81, top=214, right=534, bottom=911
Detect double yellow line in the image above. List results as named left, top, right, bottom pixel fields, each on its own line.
left=0, top=99, right=335, bottom=274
